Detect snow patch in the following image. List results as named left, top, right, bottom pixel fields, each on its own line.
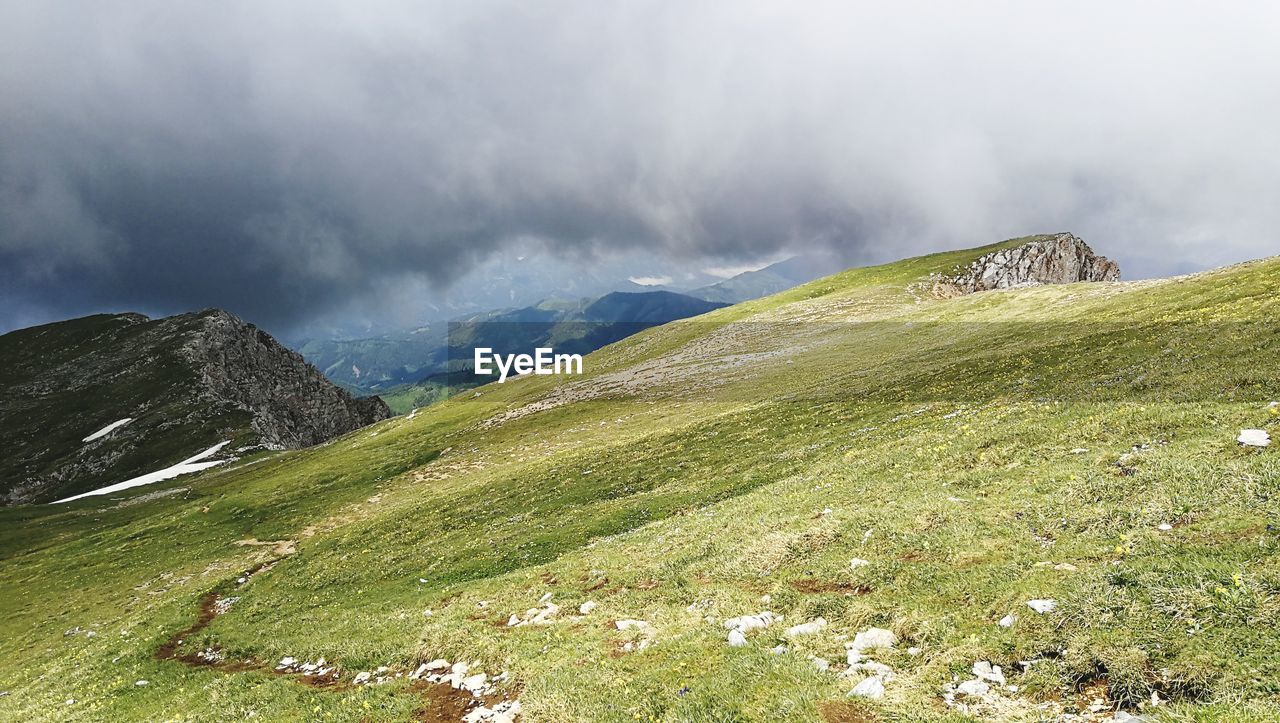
left=83, top=418, right=133, bottom=442
left=53, top=441, right=231, bottom=504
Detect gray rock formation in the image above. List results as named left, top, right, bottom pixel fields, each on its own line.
left=183, top=310, right=390, bottom=449
left=934, top=233, right=1120, bottom=297
left=0, top=309, right=390, bottom=504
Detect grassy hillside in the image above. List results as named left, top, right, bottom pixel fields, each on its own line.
left=2, top=236, right=1278, bottom=721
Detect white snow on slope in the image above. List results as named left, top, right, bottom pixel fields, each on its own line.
left=53, top=441, right=231, bottom=504
left=82, top=418, right=133, bottom=442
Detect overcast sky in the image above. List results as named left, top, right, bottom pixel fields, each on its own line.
left=2, top=1, right=1279, bottom=334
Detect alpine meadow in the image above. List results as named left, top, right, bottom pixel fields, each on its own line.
left=2, top=234, right=1278, bottom=722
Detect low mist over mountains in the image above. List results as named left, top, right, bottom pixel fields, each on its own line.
left=0, top=310, right=389, bottom=504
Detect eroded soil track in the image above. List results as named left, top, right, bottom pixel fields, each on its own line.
left=152, top=559, right=508, bottom=721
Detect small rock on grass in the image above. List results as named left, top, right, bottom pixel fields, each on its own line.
left=849, top=627, right=896, bottom=652
left=972, top=661, right=1005, bottom=685
left=998, top=613, right=1016, bottom=628
left=1026, top=599, right=1057, bottom=614
left=1238, top=429, right=1271, bottom=447
left=848, top=676, right=885, bottom=699
left=783, top=617, right=827, bottom=637
left=727, top=629, right=747, bottom=647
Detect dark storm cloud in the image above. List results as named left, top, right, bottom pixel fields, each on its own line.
left=3, top=1, right=1280, bottom=332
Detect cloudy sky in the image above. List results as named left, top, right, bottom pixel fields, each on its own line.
left=2, top=1, right=1279, bottom=335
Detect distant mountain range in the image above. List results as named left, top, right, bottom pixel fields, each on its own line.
left=0, top=309, right=389, bottom=504
left=301, top=290, right=729, bottom=412
left=685, top=255, right=836, bottom=304
left=295, top=256, right=833, bottom=411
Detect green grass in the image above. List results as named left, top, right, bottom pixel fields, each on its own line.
left=2, top=238, right=1279, bottom=721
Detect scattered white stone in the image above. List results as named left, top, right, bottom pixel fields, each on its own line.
left=723, top=611, right=777, bottom=633
left=507, top=614, right=521, bottom=627
left=770, top=645, right=788, bottom=655
left=1158, top=523, right=1173, bottom=531
left=1069, top=448, right=1089, bottom=454
left=579, top=600, right=597, bottom=614
left=1238, top=429, right=1271, bottom=447
left=812, top=657, right=830, bottom=672
left=848, top=675, right=885, bottom=699
left=760, top=594, right=771, bottom=604
left=1054, top=563, right=1078, bottom=571
left=727, top=629, right=748, bottom=647
left=538, top=592, right=553, bottom=604
left=998, top=613, right=1016, bottom=628
left=461, top=673, right=487, bottom=692
left=907, top=647, right=922, bottom=656
left=425, top=658, right=450, bottom=670
left=972, top=661, right=1006, bottom=685
left=531, top=603, right=559, bottom=625
left=134, top=680, right=148, bottom=687
left=784, top=617, right=827, bottom=637
left=1027, top=599, right=1057, bottom=614
left=409, top=663, right=429, bottom=680
left=849, top=627, right=896, bottom=652
left=615, top=619, right=650, bottom=631
left=849, top=558, right=870, bottom=570
left=956, top=679, right=990, bottom=696
left=352, top=672, right=371, bottom=685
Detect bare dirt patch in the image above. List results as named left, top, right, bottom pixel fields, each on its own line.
left=817, top=700, right=879, bottom=722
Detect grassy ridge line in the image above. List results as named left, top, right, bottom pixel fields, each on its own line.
left=0, top=242, right=1277, bottom=720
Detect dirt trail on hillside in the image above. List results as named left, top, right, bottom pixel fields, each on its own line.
left=152, top=555, right=511, bottom=721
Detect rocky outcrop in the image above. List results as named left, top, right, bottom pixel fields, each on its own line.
left=933, top=233, right=1120, bottom=297
left=182, top=310, right=390, bottom=449
left=0, top=309, right=390, bottom=504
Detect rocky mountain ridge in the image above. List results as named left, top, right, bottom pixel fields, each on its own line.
left=0, top=309, right=389, bottom=504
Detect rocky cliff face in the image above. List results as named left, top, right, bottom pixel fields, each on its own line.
left=933, top=233, right=1120, bottom=297
left=183, top=310, right=390, bottom=449
left=0, top=309, right=390, bottom=504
